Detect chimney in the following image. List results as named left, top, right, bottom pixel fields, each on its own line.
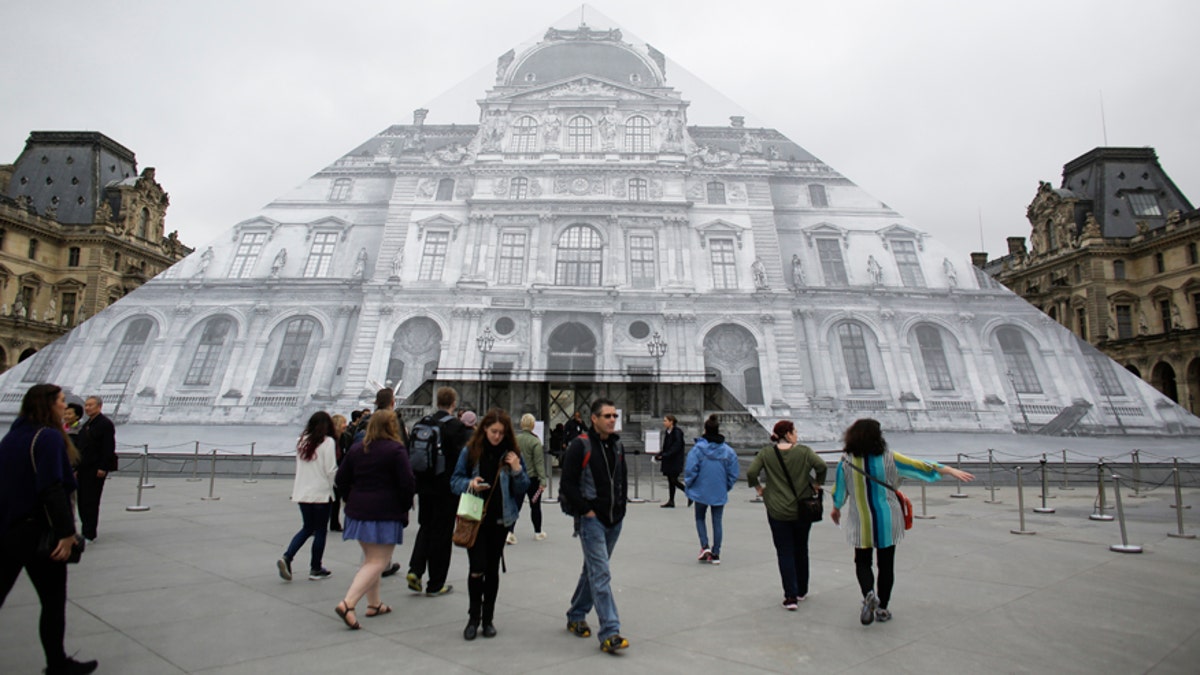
left=1007, top=237, right=1027, bottom=256
left=970, top=252, right=989, bottom=268
left=730, top=116, right=745, bottom=128
left=413, top=108, right=429, bottom=127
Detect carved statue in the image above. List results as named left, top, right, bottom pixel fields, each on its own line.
left=943, top=258, right=958, bottom=288
left=354, top=248, right=369, bottom=279
left=390, top=246, right=404, bottom=278
left=867, top=255, right=883, bottom=285
left=194, top=247, right=213, bottom=278
left=598, top=109, right=620, bottom=150
left=752, top=257, right=769, bottom=290
left=95, top=200, right=113, bottom=223
left=1107, top=318, right=1116, bottom=339
left=541, top=110, right=561, bottom=149
left=432, top=142, right=469, bottom=165
left=766, top=145, right=780, bottom=160
left=739, top=131, right=762, bottom=154
left=480, top=109, right=508, bottom=151
left=270, top=248, right=288, bottom=278
left=13, top=295, right=26, bottom=318
left=658, top=110, right=685, bottom=151
left=1171, top=303, right=1183, bottom=330
left=1139, top=312, right=1149, bottom=335
left=62, top=314, right=69, bottom=327
left=1081, top=212, right=1102, bottom=239
left=1, top=304, right=6, bottom=316
left=48, top=298, right=56, bottom=320
left=791, top=254, right=806, bottom=288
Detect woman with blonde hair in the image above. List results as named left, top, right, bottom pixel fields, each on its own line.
left=509, top=413, right=547, bottom=543
left=332, top=410, right=415, bottom=629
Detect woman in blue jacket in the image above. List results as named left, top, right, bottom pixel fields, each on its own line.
left=684, top=415, right=740, bottom=564
left=451, top=408, right=529, bottom=640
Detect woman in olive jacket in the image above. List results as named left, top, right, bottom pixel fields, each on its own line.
left=746, top=419, right=827, bottom=611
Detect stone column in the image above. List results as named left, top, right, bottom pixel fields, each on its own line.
left=601, top=311, right=615, bottom=373
left=757, top=314, right=781, bottom=404
left=530, top=309, right=545, bottom=372
left=316, top=304, right=358, bottom=398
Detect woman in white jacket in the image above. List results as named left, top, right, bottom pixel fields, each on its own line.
left=277, top=412, right=338, bottom=581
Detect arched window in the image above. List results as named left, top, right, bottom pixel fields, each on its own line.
left=837, top=323, right=873, bottom=390
left=435, top=178, right=455, bottom=201
left=138, top=207, right=150, bottom=238
left=628, top=178, right=648, bottom=201
left=624, top=115, right=651, bottom=152
left=997, top=327, right=1042, bottom=394
left=269, top=318, right=316, bottom=387
left=916, top=325, right=954, bottom=390
left=329, top=177, right=352, bottom=201
left=707, top=181, right=726, bottom=205
left=510, top=116, right=538, bottom=152
left=184, top=317, right=233, bottom=386
left=510, top=177, right=529, bottom=200
left=104, top=318, right=154, bottom=383
left=567, top=116, right=593, bottom=153
left=555, top=225, right=603, bottom=286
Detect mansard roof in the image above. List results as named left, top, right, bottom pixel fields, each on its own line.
left=5, top=131, right=140, bottom=225
left=1058, top=147, right=1194, bottom=239
left=508, top=26, right=663, bottom=88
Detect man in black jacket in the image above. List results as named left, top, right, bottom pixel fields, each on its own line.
left=560, top=398, right=629, bottom=655
left=75, top=396, right=116, bottom=542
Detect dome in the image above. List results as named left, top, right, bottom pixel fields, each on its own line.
left=510, top=40, right=660, bottom=87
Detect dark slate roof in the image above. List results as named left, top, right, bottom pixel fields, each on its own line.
left=512, top=41, right=659, bottom=88
left=4, top=131, right=139, bottom=225
left=1058, top=147, right=1194, bottom=239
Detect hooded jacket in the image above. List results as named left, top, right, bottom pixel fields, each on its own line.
left=559, top=430, right=627, bottom=527
left=684, top=433, right=740, bottom=506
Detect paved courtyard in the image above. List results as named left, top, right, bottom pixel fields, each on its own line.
left=2, top=473, right=1198, bottom=674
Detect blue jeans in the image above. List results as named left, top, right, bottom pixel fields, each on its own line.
left=767, top=515, right=813, bottom=599
left=694, top=503, right=725, bottom=555
left=567, top=516, right=623, bottom=641
left=284, top=502, right=331, bottom=572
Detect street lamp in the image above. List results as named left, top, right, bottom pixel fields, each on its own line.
left=476, top=327, right=495, bottom=410
left=647, top=331, right=668, bottom=416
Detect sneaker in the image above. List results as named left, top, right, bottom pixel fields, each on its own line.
left=381, top=562, right=401, bottom=577
left=782, top=597, right=799, bottom=611
left=600, top=634, right=629, bottom=654
left=875, top=608, right=892, bottom=622
left=860, top=590, right=879, bottom=625
left=506, top=532, right=518, bottom=545
left=534, top=531, right=547, bottom=541
left=308, top=568, right=333, bottom=580
left=277, top=557, right=292, bottom=581
left=710, top=553, right=720, bottom=565
left=426, top=584, right=453, bottom=597
left=697, top=548, right=712, bottom=562
left=45, top=656, right=99, bottom=675
left=566, top=620, right=592, bottom=638
left=406, top=572, right=422, bottom=593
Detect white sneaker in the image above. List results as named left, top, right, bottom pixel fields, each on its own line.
left=534, top=532, right=547, bottom=541
left=506, top=532, right=518, bottom=545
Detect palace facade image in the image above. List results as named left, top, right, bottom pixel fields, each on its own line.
left=2, top=22, right=1194, bottom=446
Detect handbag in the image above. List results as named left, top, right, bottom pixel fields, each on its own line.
left=843, top=455, right=913, bottom=530
left=456, top=492, right=484, bottom=521
left=29, top=430, right=86, bottom=563
left=773, top=446, right=823, bottom=523
left=452, top=464, right=503, bottom=548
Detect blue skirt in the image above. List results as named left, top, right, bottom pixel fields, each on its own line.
left=343, top=516, right=404, bottom=545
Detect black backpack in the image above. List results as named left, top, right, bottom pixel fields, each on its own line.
left=409, top=411, right=453, bottom=476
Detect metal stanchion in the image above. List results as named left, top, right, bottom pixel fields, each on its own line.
left=542, top=450, right=557, bottom=504
left=1168, top=467, right=1195, bottom=539
left=243, top=442, right=258, bottom=484
left=187, top=440, right=202, bottom=481
left=201, top=449, right=221, bottom=501
left=1129, top=449, right=1144, bottom=498
left=1169, top=458, right=1190, bottom=510
left=629, top=451, right=646, bottom=503
left=914, top=482, right=935, bottom=519
left=1034, top=457, right=1055, bottom=513
left=1109, top=474, right=1142, bottom=553
left=951, top=453, right=968, bottom=498
left=126, top=451, right=151, bottom=512
left=1010, top=466, right=1035, bottom=535
left=984, top=449, right=1000, bottom=503
left=1089, top=461, right=1113, bottom=521
left=648, top=457, right=659, bottom=503
left=138, top=444, right=155, bottom=488
left=1058, top=449, right=1074, bottom=490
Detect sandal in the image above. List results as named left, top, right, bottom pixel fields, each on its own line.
left=335, top=600, right=360, bottom=630
left=365, top=603, right=392, bottom=617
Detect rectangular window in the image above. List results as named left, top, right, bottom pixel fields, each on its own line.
left=1127, top=192, right=1161, bottom=216
left=60, top=293, right=76, bottom=327
left=809, top=184, right=828, bottom=207
left=839, top=323, right=874, bottom=390
left=1161, top=299, right=1172, bottom=332
left=113, top=252, right=121, bottom=272
left=496, top=232, right=526, bottom=285
left=510, top=177, right=528, bottom=200
left=229, top=232, right=267, bottom=278
left=419, top=231, right=449, bottom=281
left=628, top=178, right=648, bottom=201
left=67, top=247, right=81, bottom=267
left=916, top=327, right=954, bottom=391
left=1194, top=294, right=1200, bottom=327
left=629, top=234, right=655, bottom=289
left=28, top=238, right=38, bottom=260
left=709, top=238, right=737, bottom=289
left=1112, top=260, right=1125, bottom=280
left=1115, top=305, right=1133, bottom=339
left=1076, top=308, right=1087, bottom=339
left=1189, top=243, right=1198, bottom=266
left=435, top=178, right=455, bottom=201
left=303, top=232, right=337, bottom=278
left=1155, top=252, right=1165, bottom=274
left=706, top=182, right=726, bottom=205
left=21, top=342, right=59, bottom=383
left=817, top=238, right=848, bottom=285
left=892, top=240, right=925, bottom=287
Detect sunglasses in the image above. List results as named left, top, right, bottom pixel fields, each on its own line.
left=598, top=413, right=620, bottom=419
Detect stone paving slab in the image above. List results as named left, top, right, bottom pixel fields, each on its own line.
left=1, top=475, right=1198, bottom=674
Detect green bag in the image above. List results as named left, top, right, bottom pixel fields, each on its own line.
left=456, top=492, right=484, bottom=521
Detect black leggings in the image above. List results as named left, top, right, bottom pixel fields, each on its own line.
left=466, top=520, right=507, bottom=624
left=854, top=546, right=896, bottom=609
left=1, top=529, right=69, bottom=669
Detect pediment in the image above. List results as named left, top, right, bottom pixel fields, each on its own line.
left=1107, top=290, right=1139, bottom=304
left=697, top=219, right=746, bottom=249
left=1148, top=284, right=1174, bottom=299
left=305, top=216, right=353, bottom=242
left=416, top=214, right=464, bottom=240
left=877, top=223, right=926, bottom=251
left=497, top=75, right=673, bottom=104
left=231, top=216, right=282, bottom=242
left=803, top=222, right=849, bottom=249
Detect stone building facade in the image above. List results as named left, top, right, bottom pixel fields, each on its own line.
left=0, top=131, right=192, bottom=375
left=1, top=27, right=1191, bottom=440
left=985, top=147, right=1200, bottom=417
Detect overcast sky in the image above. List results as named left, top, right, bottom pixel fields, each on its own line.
left=3, top=0, right=1197, bottom=261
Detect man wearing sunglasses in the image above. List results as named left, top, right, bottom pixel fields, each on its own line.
left=559, top=398, right=629, bottom=655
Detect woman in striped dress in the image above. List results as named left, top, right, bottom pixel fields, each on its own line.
left=830, top=419, right=973, bottom=625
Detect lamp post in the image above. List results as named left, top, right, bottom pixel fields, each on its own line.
left=1008, top=369, right=1031, bottom=433
left=647, top=331, right=668, bottom=417
left=476, top=326, right=495, bottom=410
left=1093, top=364, right=1126, bottom=435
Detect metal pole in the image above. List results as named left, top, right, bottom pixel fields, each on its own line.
left=1129, top=449, right=1143, bottom=498
left=984, top=449, right=1000, bottom=503
left=1089, top=461, right=1113, bottom=521
left=243, top=442, right=258, bottom=484
left=139, top=444, right=155, bottom=488
left=629, top=451, right=646, bottom=503
left=1034, top=457, right=1055, bottom=513
left=188, top=440, right=202, bottom=481
left=542, top=446, right=557, bottom=504
left=1169, top=457, right=1191, bottom=510
left=1058, top=448, right=1074, bottom=490
left=1168, top=467, right=1195, bottom=539
left=914, top=482, right=935, bottom=519
left=1010, top=466, right=1035, bottom=535
left=1109, top=474, right=1142, bottom=553
left=126, top=452, right=150, bottom=512
left=202, top=449, right=221, bottom=501
left=951, top=453, right=968, bottom=498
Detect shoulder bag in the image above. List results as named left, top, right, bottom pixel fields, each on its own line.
left=843, top=455, right=913, bottom=530
left=452, top=464, right=503, bottom=548
left=29, top=429, right=86, bottom=563
left=773, top=446, right=823, bottom=523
